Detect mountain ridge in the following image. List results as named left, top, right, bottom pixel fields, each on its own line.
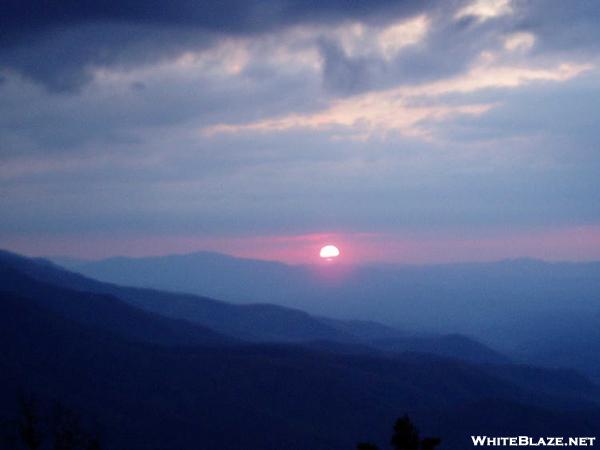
left=2, top=248, right=600, bottom=449
left=50, top=249, right=600, bottom=378
left=0, top=249, right=507, bottom=365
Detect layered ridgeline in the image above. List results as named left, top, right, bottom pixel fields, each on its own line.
left=2, top=250, right=505, bottom=363
left=1, top=250, right=600, bottom=450
left=58, top=252, right=600, bottom=378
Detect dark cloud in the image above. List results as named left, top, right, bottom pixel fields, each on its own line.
left=2, top=0, right=599, bottom=93
left=315, top=1, right=600, bottom=100
left=2, top=0, right=435, bottom=36
left=0, top=23, right=219, bottom=92
left=317, top=5, right=516, bottom=97
left=318, top=38, right=382, bottom=95
left=0, top=0, right=438, bottom=92
left=0, top=47, right=325, bottom=155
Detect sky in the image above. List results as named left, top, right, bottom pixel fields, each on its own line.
left=1, top=0, right=600, bottom=264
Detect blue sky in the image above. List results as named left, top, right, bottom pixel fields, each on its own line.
left=1, top=0, right=600, bottom=263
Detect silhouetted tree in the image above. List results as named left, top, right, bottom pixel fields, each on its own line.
left=9, top=393, right=102, bottom=450
left=391, top=415, right=420, bottom=450
left=1, top=416, right=19, bottom=449
left=52, top=403, right=86, bottom=450
left=390, top=415, right=441, bottom=450
left=85, top=435, right=102, bottom=450
left=357, top=442, right=380, bottom=450
left=17, top=393, right=43, bottom=450
left=51, top=403, right=103, bottom=450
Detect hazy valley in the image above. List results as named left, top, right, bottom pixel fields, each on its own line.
left=2, top=249, right=600, bottom=449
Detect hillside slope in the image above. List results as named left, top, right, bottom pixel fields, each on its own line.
left=1, top=249, right=507, bottom=365
left=1, top=288, right=599, bottom=450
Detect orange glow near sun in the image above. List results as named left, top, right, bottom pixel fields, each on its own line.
left=319, top=244, right=340, bottom=259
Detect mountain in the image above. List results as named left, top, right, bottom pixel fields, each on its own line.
left=54, top=251, right=302, bottom=304
left=0, top=250, right=506, bottom=365
left=0, top=266, right=231, bottom=348
left=57, top=251, right=600, bottom=378
left=55, top=253, right=600, bottom=324
left=2, top=282, right=600, bottom=450
left=2, top=249, right=600, bottom=449
left=371, top=334, right=510, bottom=365
left=0, top=250, right=362, bottom=343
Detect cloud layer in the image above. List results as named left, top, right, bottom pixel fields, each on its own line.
left=1, top=0, right=600, bottom=262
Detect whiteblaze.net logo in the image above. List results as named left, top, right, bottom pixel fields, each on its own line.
left=471, top=436, right=597, bottom=447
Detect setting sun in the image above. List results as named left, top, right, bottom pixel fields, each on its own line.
left=319, top=244, right=340, bottom=259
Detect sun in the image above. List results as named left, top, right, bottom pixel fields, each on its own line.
left=319, top=244, right=340, bottom=259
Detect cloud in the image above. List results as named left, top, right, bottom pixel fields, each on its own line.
left=2, top=0, right=600, bottom=262
left=203, top=97, right=493, bottom=140
left=455, top=0, right=513, bottom=23
left=2, top=0, right=597, bottom=95
left=440, top=70, right=600, bottom=155
left=503, top=32, right=535, bottom=52
left=512, top=0, right=600, bottom=53
left=0, top=0, right=438, bottom=92
left=202, top=60, right=590, bottom=139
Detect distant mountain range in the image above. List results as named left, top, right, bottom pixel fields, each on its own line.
left=56, top=251, right=600, bottom=379
left=2, top=249, right=600, bottom=450
left=2, top=250, right=506, bottom=364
